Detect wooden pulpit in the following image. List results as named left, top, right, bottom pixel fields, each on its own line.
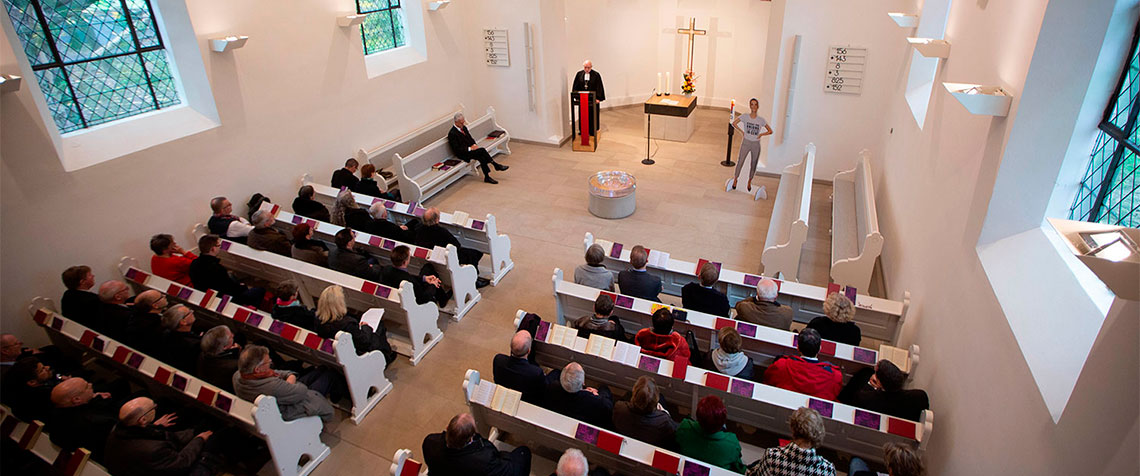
left=571, top=90, right=599, bottom=152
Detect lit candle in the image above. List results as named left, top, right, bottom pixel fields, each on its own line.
left=730, top=99, right=735, bottom=123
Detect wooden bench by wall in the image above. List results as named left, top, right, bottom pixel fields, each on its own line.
left=119, top=258, right=393, bottom=424
left=300, top=175, right=515, bottom=285
left=192, top=224, right=443, bottom=365
left=257, top=201, right=480, bottom=320
left=462, top=369, right=740, bottom=476
left=357, top=107, right=462, bottom=192
left=27, top=302, right=330, bottom=476
left=583, top=234, right=911, bottom=344
left=763, top=143, right=816, bottom=282
left=393, top=107, right=511, bottom=203
left=830, top=150, right=883, bottom=292
left=516, top=311, right=932, bottom=464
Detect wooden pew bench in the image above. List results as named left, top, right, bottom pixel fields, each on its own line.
left=462, top=369, right=740, bottom=476
left=1, top=405, right=110, bottom=476
left=27, top=303, right=330, bottom=476
left=300, top=176, right=515, bottom=285
left=583, top=234, right=912, bottom=344
left=389, top=449, right=425, bottom=476
left=514, top=312, right=933, bottom=464
left=550, top=269, right=919, bottom=379
left=192, top=224, right=443, bottom=365
left=393, top=107, right=511, bottom=203
left=257, top=202, right=480, bottom=320
left=763, top=143, right=816, bottom=282
left=118, top=258, right=393, bottom=424
left=830, top=150, right=884, bottom=292
left=356, top=107, right=462, bottom=193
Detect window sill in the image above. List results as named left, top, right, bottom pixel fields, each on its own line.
left=364, top=45, right=428, bottom=79
left=56, top=104, right=219, bottom=171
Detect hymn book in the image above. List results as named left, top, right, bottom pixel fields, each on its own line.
left=450, top=210, right=470, bottom=226
left=429, top=246, right=447, bottom=263
left=490, top=386, right=522, bottom=415
left=878, top=345, right=910, bottom=372
left=470, top=379, right=496, bottom=407
left=549, top=324, right=579, bottom=348
left=585, top=334, right=617, bottom=359
left=647, top=249, right=671, bottom=268
left=611, top=341, right=641, bottom=367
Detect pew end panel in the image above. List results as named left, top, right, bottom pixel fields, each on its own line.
left=484, top=214, right=514, bottom=285
left=393, top=151, right=428, bottom=203
left=333, top=330, right=394, bottom=424
left=252, top=395, right=331, bottom=476
left=390, top=449, right=425, bottom=476
left=439, top=243, right=481, bottom=320
left=552, top=267, right=568, bottom=326
left=918, top=409, right=934, bottom=450
left=392, top=280, right=444, bottom=365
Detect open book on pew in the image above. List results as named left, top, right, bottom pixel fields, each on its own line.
left=469, top=379, right=521, bottom=416
left=585, top=334, right=617, bottom=359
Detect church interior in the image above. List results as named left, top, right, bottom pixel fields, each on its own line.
left=1, top=0, right=1138, bottom=475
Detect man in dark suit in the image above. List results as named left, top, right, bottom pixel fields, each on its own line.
left=159, top=305, right=201, bottom=373
left=367, top=203, right=414, bottom=243
left=124, top=290, right=169, bottom=356
left=571, top=60, right=605, bottom=134
left=328, top=229, right=383, bottom=282
left=447, top=113, right=508, bottom=184
left=839, top=360, right=930, bottom=422
left=380, top=245, right=450, bottom=307
left=492, top=331, right=545, bottom=404
left=48, top=377, right=121, bottom=460
left=681, top=262, right=731, bottom=317
left=189, top=234, right=266, bottom=307
left=293, top=185, right=332, bottom=222
left=423, top=413, right=531, bottom=476
left=197, top=326, right=241, bottom=393
left=96, top=280, right=133, bottom=340
left=543, top=362, right=614, bottom=429
left=415, top=208, right=489, bottom=287
left=331, top=158, right=360, bottom=191
left=616, top=245, right=662, bottom=302
left=60, top=265, right=100, bottom=324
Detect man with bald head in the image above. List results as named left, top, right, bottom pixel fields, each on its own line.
left=572, top=59, right=606, bottom=135
left=104, top=397, right=215, bottom=476
left=160, top=305, right=201, bottom=372
left=94, top=280, right=133, bottom=338
left=447, top=112, right=509, bottom=184
left=493, top=330, right=545, bottom=404
left=47, top=377, right=119, bottom=458
left=414, top=207, right=488, bottom=287
left=125, top=290, right=169, bottom=354
left=422, top=413, right=531, bottom=476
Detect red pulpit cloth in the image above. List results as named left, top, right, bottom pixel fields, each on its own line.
left=580, top=91, right=591, bottom=145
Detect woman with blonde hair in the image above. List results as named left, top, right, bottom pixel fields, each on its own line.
left=806, top=292, right=861, bottom=346
left=314, top=285, right=396, bottom=363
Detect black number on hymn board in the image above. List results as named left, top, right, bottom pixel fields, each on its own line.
left=836, top=55, right=847, bottom=62
left=831, top=77, right=844, bottom=84
left=836, top=47, right=847, bottom=54
left=833, top=85, right=843, bottom=91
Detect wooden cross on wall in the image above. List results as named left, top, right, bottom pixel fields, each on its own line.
left=677, top=17, right=707, bottom=73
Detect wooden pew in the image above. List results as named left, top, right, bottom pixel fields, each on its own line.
left=462, top=369, right=740, bottom=476
left=118, top=257, right=393, bottom=424
left=393, top=106, right=511, bottom=203
left=300, top=175, right=515, bottom=285
left=583, top=234, right=912, bottom=344
left=256, top=201, right=480, bottom=320
left=762, top=143, right=815, bottom=282
left=26, top=302, right=330, bottom=476
left=389, top=449, right=425, bottom=476
left=191, top=224, right=443, bottom=365
left=830, top=150, right=883, bottom=292
left=1, top=405, right=110, bottom=476
left=357, top=107, right=461, bottom=192
left=514, top=312, right=933, bottom=464
left=550, top=268, right=918, bottom=379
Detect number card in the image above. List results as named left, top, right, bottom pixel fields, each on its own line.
left=825, top=45, right=867, bottom=95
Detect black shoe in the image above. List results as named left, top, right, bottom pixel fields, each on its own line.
left=476, top=277, right=491, bottom=288
left=484, top=176, right=498, bottom=184
left=493, top=163, right=509, bottom=171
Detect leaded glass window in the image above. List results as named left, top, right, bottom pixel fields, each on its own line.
left=1070, top=22, right=1139, bottom=228
left=2, top=0, right=180, bottom=134
left=357, top=0, right=405, bottom=55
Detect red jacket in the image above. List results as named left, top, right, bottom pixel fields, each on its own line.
left=151, top=253, right=197, bottom=286
left=762, top=355, right=843, bottom=400
left=634, top=329, right=691, bottom=362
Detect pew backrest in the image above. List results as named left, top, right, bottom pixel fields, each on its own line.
left=360, top=107, right=461, bottom=189
left=26, top=301, right=330, bottom=476
left=119, top=257, right=393, bottom=424
left=462, top=369, right=739, bottom=476
left=300, top=175, right=514, bottom=285
left=1, top=405, right=110, bottom=476
left=259, top=201, right=480, bottom=320
left=830, top=150, right=884, bottom=291
left=762, top=143, right=815, bottom=281
left=392, top=107, right=511, bottom=203
left=191, top=224, right=443, bottom=365
left=516, top=312, right=933, bottom=461
left=583, top=233, right=912, bottom=344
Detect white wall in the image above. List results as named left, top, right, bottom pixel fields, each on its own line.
left=564, top=0, right=771, bottom=110
left=759, top=0, right=909, bottom=179
left=0, top=0, right=480, bottom=341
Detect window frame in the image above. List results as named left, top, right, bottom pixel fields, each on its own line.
left=1071, top=20, right=1140, bottom=226
left=356, top=0, right=405, bottom=56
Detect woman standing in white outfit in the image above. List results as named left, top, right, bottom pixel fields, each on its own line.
left=730, top=98, right=773, bottom=191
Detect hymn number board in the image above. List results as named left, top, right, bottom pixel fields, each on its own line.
left=483, top=28, right=510, bottom=67
left=825, top=45, right=866, bottom=95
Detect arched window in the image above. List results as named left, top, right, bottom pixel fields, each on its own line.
left=357, top=0, right=406, bottom=55
left=2, top=0, right=181, bottom=134
left=1070, top=23, right=1139, bottom=228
